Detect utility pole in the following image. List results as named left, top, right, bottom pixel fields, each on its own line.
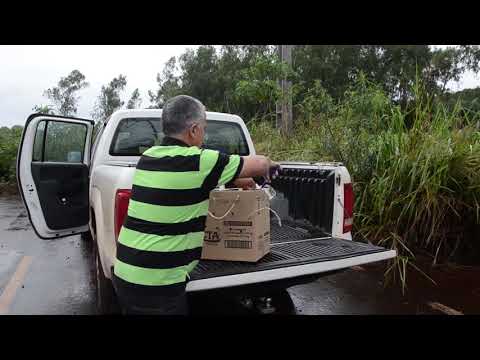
left=276, top=45, right=293, bottom=135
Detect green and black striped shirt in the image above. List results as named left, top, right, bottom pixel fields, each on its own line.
left=113, top=136, right=243, bottom=296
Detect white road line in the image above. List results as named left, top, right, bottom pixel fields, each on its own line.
left=427, top=301, right=464, bottom=315
left=351, top=265, right=366, bottom=271
left=0, top=255, right=33, bottom=315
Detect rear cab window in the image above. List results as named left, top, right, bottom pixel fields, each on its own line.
left=109, top=117, right=249, bottom=156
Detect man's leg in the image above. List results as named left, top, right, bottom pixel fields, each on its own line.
left=113, top=275, right=189, bottom=315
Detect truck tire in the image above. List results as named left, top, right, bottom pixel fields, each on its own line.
left=81, top=209, right=95, bottom=242
left=93, top=241, right=120, bottom=315
left=261, top=289, right=297, bottom=315
left=81, top=231, right=92, bottom=242
left=190, top=290, right=297, bottom=315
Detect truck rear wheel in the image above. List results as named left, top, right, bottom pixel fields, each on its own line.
left=81, top=231, right=92, bottom=242
left=93, top=239, right=120, bottom=315
left=255, top=289, right=297, bottom=315
left=271, top=289, right=297, bottom=314
left=81, top=209, right=95, bottom=242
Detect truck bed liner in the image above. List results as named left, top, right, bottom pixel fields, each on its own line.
left=190, top=223, right=387, bottom=281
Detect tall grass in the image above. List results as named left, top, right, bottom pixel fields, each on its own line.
left=248, top=76, right=480, bottom=292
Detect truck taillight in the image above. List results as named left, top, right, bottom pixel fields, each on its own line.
left=343, top=183, right=354, bottom=233
left=115, top=189, right=131, bottom=243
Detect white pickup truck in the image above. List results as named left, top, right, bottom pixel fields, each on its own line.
left=17, top=109, right=396, bottom=314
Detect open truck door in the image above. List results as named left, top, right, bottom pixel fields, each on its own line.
left=17, top=114, right=94, bottom=239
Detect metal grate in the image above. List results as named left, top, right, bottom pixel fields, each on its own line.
left=193, top=251, right=292, bottom=276
left=258, top=251, right=292, bottom=263
left=273, top=239, right=375, bottom=260
left=190, top=237, right=387, bottom=281
left=270, top=222, right=313, bottom=243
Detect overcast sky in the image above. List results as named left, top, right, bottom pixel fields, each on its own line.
left=1, top=45, right=479, bottom=128
left=0, top=45, right=200, bottom=127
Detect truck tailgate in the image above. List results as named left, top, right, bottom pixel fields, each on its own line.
left=187, top=223, right=396, bottom=292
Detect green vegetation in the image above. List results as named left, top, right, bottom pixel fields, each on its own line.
left=147, top=45, right=480, bottom=117
left=441, top=87, right=480, bottom=117
left=249, top=75, right=480, bottom=292
left=0, top=125, right=23, bottom=191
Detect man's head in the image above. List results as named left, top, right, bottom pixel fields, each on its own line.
left=162, top=95, right=207, bottom=147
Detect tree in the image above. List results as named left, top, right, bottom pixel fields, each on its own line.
left=92, top=74, right=127, bottom=121
left=148, top=57, right=181, bottom=108
left=32, top=104, right=55, bottom=114
left=148, top=45, right=274, bottom=116
left=177, top=45, right=275, bottom=114
left=425, top=46, right=480, bottom=94
left=127, top=88, right=142, bottom=109
left=293, top=45, right=480, bottom=108
left=178, top=46, right=222, bottom=110
left=441, top=86, right=480, bottom=115
left=43, top=70, right=89, bottom=116
left=234, top=53, right=298, bottom=120
left=216, top=45, right=274, bottom=115
left=147, top=45, right=480, bottom=122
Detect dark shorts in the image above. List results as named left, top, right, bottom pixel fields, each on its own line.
left=113, top=274, right=189, bottom=315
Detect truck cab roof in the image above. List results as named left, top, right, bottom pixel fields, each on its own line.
left=107, top=109, right=244, bottom=124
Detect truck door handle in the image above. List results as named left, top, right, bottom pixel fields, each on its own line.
left=57, top=196, right=68, bottom=206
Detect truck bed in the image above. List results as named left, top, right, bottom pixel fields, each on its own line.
left=187, top=164, right=396, bottom=292
left=188, top=222, right=393, bottom=289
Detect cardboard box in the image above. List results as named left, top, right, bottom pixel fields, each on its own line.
left=201, top=188, right=271, bottom=262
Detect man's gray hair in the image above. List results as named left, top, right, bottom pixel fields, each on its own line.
left=162, top=95, right=206, bottom=136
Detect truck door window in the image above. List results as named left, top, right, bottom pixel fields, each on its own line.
left=33, top=120, right=87, bottom=163
left=33, top=120, right=46, bottom=161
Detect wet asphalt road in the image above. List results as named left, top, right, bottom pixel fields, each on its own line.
left=0, top=195, right=442, bottom=315
left=0, top=196, right=96, bottom=315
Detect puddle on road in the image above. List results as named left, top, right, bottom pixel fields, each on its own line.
left=6, top=211, right=31, bottom=231
left=1, top=196, right=31, bottom=231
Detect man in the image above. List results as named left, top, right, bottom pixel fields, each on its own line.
left=112, top=95, right=280, bottom=315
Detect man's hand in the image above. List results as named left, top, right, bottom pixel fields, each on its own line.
left=266, top=160, right=281, bottom=182
left=231, top=178, right=257, bottom=190
left=239, top=155, right=281, bottom=183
